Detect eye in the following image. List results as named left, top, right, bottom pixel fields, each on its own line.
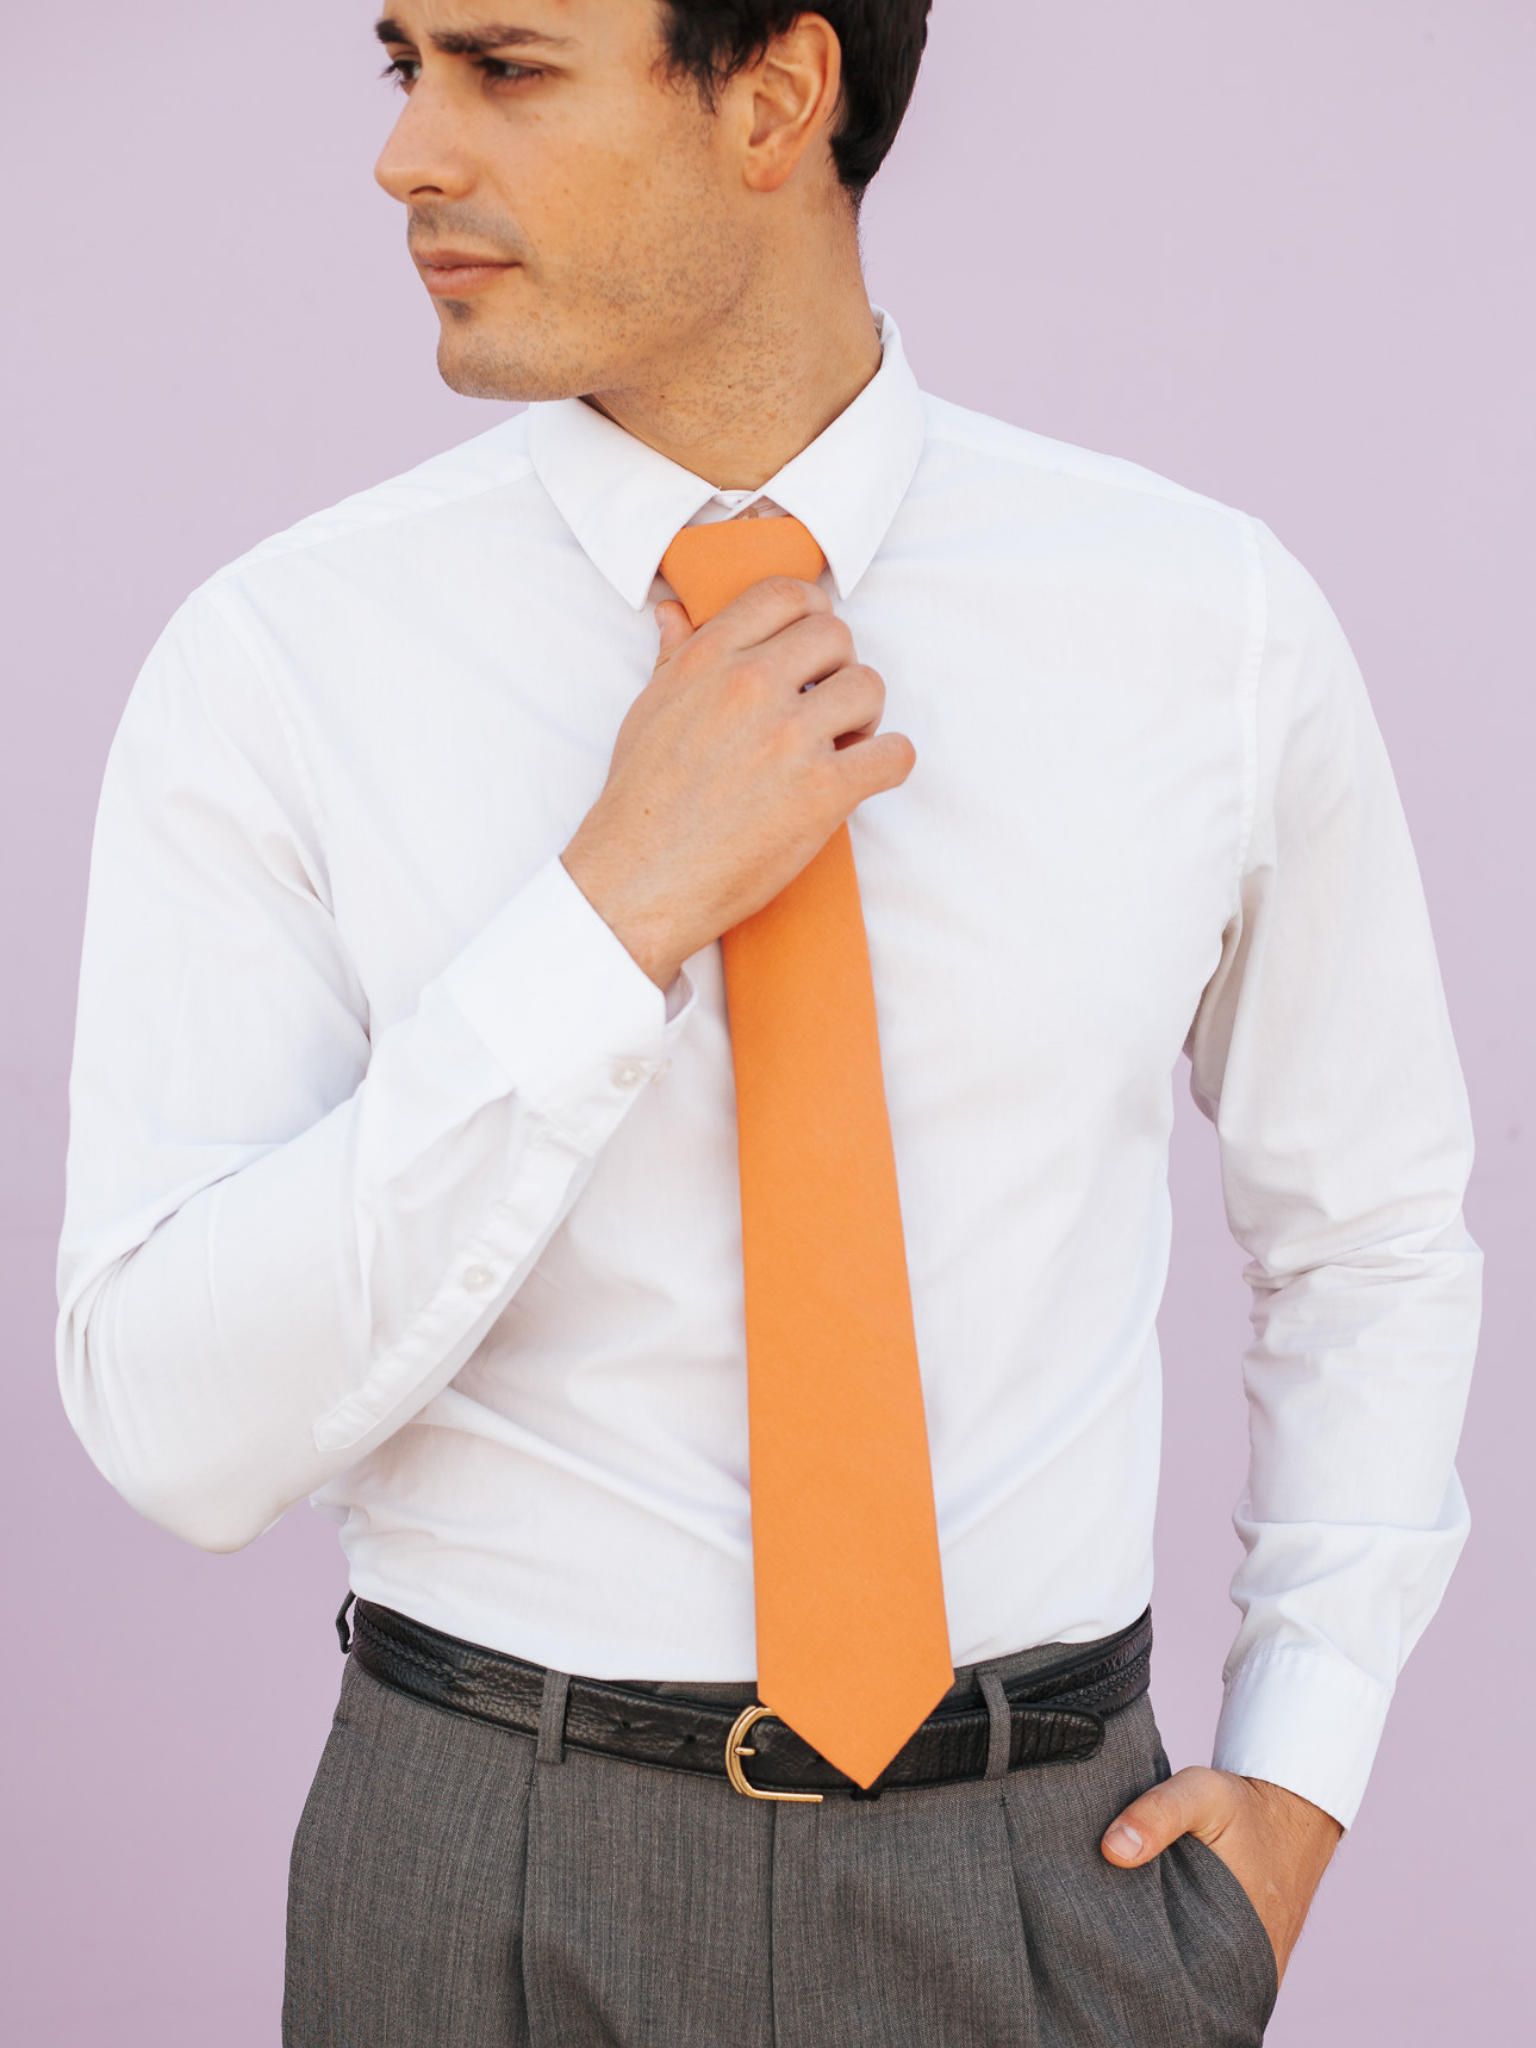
left=381, top=55, right=420, bottom=90
left=477, top=58, right=543, bottom=86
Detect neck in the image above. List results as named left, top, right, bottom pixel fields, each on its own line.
left=584, top=225, right=881, bottom=491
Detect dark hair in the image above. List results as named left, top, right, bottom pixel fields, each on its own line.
left=659, top=1, right=932, bottom=198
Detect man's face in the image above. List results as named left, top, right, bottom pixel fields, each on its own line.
left=375, top=1, right=756, bottom=401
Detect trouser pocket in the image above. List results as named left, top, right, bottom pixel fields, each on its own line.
left=1003, top=1698, right=1277, bottom=2046
left=283, top=1661, right=535, bottom=2048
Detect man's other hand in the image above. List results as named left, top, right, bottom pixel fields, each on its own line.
left=562, top=579, right=913, bottom=989
left=1100, top=1767, right=1342, bottom=1978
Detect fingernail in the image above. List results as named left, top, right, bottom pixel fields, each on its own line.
left=1104, top=1825, right=1143, bottom=1859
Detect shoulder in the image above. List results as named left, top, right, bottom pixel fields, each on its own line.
left=908, top=394, right=1354, bottom=700
left=916, top=390, right=1226, bottom=510
left=196, top=412, right=541, bottom=611
left=123, top=415, right=542, bottom=741
left=913, top=385, right=1253, bottom=565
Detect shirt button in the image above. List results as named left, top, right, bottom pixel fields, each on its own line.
left=462, top=1265, right=496, bottom=1294
left=612, top=1061, right=646, bottom=1090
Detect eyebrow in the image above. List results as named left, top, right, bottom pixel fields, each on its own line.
left=375, top=18, right=576, bottom=56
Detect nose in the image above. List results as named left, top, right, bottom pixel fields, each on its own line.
left=374, top=78, right=476, bottom=203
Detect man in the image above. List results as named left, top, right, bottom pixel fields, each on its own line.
left=58, top=3, right=1479, bottom=2043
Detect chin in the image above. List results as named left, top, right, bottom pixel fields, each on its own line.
left=435, top=315, right=592, bottom=406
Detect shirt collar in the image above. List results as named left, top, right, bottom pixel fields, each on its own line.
left=525, top=308, right=925, bottom=610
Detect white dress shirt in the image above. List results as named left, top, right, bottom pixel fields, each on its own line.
left=58, top=312, right=1479, bottom=1826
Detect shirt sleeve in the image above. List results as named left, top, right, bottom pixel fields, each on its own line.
left=1186, top=520, right=1480, bottom=1828
left=57, top=589, right=694, bottom=1551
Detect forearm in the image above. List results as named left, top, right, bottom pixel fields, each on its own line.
left=62, top=1056, right=584, bottom=1547
left=59, top=860, right=688, bottom=1549
left=1208, top=1204, right=1479, bottom=1822
left=1181, top=521, right=1480, bottom=1823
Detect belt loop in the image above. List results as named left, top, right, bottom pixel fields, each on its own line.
left=978, top=1669, right=1011, bottom=1780
left=335, top=1591, right=356, bottom=1655
left=537, top=1668, right=572, bottom=1766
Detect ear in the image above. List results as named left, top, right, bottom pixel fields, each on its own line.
left=729, top=13, right=845, bottom=197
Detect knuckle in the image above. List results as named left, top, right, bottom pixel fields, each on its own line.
left=846, top=743, right=894, bottom=795
left=728, top=653, right=773, bottom=700
left=766, top=714, right=812, bottom=772
left=798, top=746, right=840, bottom=792
left=674, top=633, right=719, bottom=681
left=1180, top=1767, right=1228, bottom=1815
left=1131, top=1786, right=1180, bottom=1833
left=809, top=764, right=847, bottom=813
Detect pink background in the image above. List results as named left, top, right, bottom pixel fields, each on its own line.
left=3, top=3, right=1530, bottom=2039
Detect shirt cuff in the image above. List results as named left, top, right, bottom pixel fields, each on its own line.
left=440, top=856, right=694, bottom=1150
left=1211, top=1642, right=1393, bottom=1830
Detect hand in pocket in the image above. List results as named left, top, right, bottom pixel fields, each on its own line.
left=1100, top=1766, right=1342, bottom=1978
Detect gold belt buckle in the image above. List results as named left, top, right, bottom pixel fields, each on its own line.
left=725, top=1704, right=824, bottom=1804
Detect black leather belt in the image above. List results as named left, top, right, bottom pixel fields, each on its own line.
left=344, top=1598, right=1151, bottom=1800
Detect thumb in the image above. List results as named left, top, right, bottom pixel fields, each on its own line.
left=1101, top=1765, right=1234, bottom=1868
left=653, top=599, right=695, bottom=665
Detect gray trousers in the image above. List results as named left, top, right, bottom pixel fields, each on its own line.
left=285, top=1635, right=1277, bottom=2047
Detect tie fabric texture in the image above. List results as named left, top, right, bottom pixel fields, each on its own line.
left=659, top=516, right=953, bottom=1787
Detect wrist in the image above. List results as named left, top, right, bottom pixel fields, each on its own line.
left=1241, top=1776, right=1344, bottom=1847
left=559, top=847, right=688, bottom=992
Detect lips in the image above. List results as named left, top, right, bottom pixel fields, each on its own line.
left=413, top=248, right=518, bottom=295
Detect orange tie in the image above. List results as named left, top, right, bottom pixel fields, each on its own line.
left=660, top=516, right=953, bottom=1788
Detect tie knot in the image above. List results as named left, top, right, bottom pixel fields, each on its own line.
left=660, top=515, right=826, bottom=627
